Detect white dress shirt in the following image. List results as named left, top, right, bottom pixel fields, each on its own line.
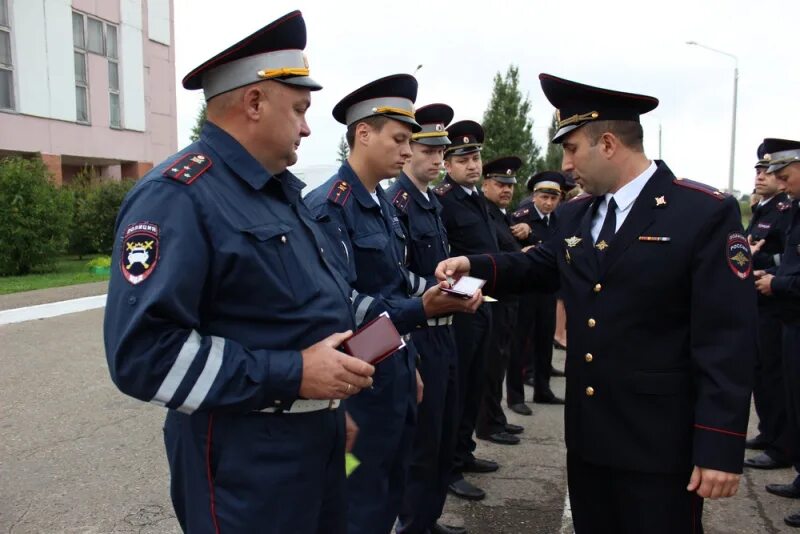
left=591, top=161, right=657, bottom=243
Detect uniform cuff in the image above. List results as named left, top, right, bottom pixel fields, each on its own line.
left=692, top=424, right=746, bottom=473
left=467, top=254, right=496, bottom=293
left=771, top=275, right=791, bottom=296
left=265, top=350, right=303, bottom=408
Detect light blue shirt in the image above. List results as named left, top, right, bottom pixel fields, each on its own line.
left=591, top=160, right=657, bottom=243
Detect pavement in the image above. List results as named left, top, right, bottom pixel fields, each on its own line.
left=1, top=283, right=799, bottom=533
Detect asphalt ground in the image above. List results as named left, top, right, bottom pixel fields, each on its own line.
left=1, top=286, right=798, bottom=533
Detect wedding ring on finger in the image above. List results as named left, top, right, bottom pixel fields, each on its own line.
left=345, top=383, right=352, bottom=395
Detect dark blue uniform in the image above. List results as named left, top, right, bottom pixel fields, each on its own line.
left=306, top=163, right=423, bottom=534
left=509, top=205, right=559, bottom=403
left=468, top=163, right=756, bottom=533
left=475, top=202, right=521, bottom=438
left=767, top=199, right=800, bottom=482
left=104, top=122, right=354, bottom=533
left=387, top=172, right=460, bottom=534
left=745, top=193, right=792, bottom=462
left=434, top=176, right=499, bottom=478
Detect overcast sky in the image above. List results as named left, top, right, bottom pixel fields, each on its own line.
left=172, top=0, right=800, bottom=194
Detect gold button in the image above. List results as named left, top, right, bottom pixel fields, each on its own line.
left=586, top=386, right=595, bottom=396
left=594, top=283, right=602, bottom=293
left=588, top=318, right=596, bottom=328
left=585, top=353, right=593, bottom=363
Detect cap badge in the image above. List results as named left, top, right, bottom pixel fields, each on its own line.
left=463, top=136, right=469, bottom=144
left=436, top=124, right=444, bottom=131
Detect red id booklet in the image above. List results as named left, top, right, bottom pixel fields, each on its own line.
left=342, top=312, right=405, bottom=365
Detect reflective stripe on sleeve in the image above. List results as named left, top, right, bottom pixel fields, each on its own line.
left=151, top=330, right=202, bottom=407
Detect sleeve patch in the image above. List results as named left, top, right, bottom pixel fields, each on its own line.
left=163, top=153, right=212, bottom=185
left=327, top=180, right=352, bottom=206
left=726, top=232, right=752, bottom=280
left=673, top=177, right=725, bottom=200
left=391, top=189, right=411, bottom=213
left=121, top=222, right=160, bottom=285
left=433, top=182, right=454, bottom=197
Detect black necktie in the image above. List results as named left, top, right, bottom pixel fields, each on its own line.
left=544, top=214, right=550, bottom=227
left=595, top=197, right=618, bottom=253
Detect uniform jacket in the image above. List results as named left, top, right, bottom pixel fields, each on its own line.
left=433, top=176, right=499, bottom=256
left=103, top=122, right=355, bottom=414
left=746, top=193, right=791, bottom=271
left=771, top=199, right=800, bottom=324
left=510, top=203, right=559, bottom=247
left=469, top=161, right=757, bottom=475
left=305, top=163, right=427, bottom=335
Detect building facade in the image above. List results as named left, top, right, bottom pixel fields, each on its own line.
left=0, top=0, right=176, bottom=185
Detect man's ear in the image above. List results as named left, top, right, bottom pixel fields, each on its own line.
left=355, top=122, right=372, bottom=149
left=600, top=132, right=618, bottom=159
left=242, top=86, right=264, bottom=121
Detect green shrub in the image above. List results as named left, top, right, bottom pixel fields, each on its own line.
left=67, top=166, right=101, bottom=258
left=86, top=256, right=112, bottom=269
left=0, top=156, right=73, bottom=275
left=81, top=179, right=136, bottom=254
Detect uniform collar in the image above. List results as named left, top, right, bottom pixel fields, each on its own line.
left=445, top=175, right=470, bottom=200
left=398, top=172, right=436, bottom=211
left=200, top=121, right=281, bottom=191
left=338, top=161, right=384, bottom=209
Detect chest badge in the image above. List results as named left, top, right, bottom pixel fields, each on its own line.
left=655, top=195, right=667, bottom=207
left=595, top=240, right=609, bottom=251
left=565, top=236, right=583, bottom=248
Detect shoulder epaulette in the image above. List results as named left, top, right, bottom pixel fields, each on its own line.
left=673, top=177, right=726, bottom=200
left=326, top=180, right=352, bottom=206
left=511, top=207, right=530, bottom=219
left=391, top=189, right=411, bottom=213
left=777, top=201, right=792, bottom=212
left=163, top=153, right=212, bottom=185
left=433, top=182, right=454, bottom=197
left=569, top=193, right=592, bottom=203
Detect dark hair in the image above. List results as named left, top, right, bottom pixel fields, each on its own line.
left=346, top=115, right=390, bottom=149
left=582, top=120, right=644, bottom=152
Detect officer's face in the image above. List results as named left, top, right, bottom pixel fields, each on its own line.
left=561, top=128, right=615, bottom=196
left=482, top=179, right=514, bottom=208
left=366, top=119, right=414, bottom=178
left=258, top=83, right=311, bottom=169
left=776, top=163, right=800, bottom=198
left=445, top=152, right=482, bottom=186
left=533, top=191, right=560, bottom=214
left=406, top=143, right=445, bottom=183
left=754, top=167, right=781, bottom=198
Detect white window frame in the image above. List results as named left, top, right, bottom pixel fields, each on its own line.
left=72, top=11, right=122, bottom=127
left=106, top=22, right=121, bottom=129
left=0, top=0, right=15, bottom=111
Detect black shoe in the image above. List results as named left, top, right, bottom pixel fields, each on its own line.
left=431, top=522, right=467, bottom=534
left=533, top=392, right=565, bottom=405
left=744, top=452, right=791, bottom=469
left=505, top=423, right=524, bottom=434
left=448, top=478, right=486, bottom=501
left=766, top=483, right=800, bottom=499
left=746, top=435, right=769, bottom=450
left=785, top=511, right=800, bottom=528
left=477, top=431, right=520, bottom=445
left=550, top=367, right=566, bottom=377
left=523, top=376, right=535, bottom=387
left=553, top=340, right=567, bottom=350
left=509, top=403, right=533, bottom=416
left=462, top=457, right=499, bottom=473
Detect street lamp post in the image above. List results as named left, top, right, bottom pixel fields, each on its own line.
left=686, top=41, right=739, bottom=193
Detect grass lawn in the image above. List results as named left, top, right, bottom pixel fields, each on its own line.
left=0, top=255, right=110, bottom=295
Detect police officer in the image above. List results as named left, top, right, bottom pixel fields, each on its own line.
left=474, top=156, right=525, bottom=445
left=743, top=141, right=792, bottom=469
left=386, top=103, right=466, bottom=534
left=433, top=121, right=501, bottom=501
left=103, top=12, right=376, bottom=534
left=507, top=172, right=565, bottom=416
left=305, top=78, right=481, bottom=534
left=436, top=73, right=756, bottom=533
left=754, top=140, right=800, bottom=528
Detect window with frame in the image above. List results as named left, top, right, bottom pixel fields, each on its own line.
left=0, top=0, right=14, bottom=111
left=72, top=11, right=121, bottom=127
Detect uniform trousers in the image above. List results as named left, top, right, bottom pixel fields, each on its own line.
left=476, top=299, right=518, bottom=436
left=397, top=326, right=459, bottom=534
left=567, top=453, right=704, bottom=534
left=345, top=347, right=417, bottom=534
left=451, top=305, right=493, bottom=478
left=778, top=324, right=800, bottom=480
left=752, top=302, right=788, bottom=461
left=164, top=408, right=346, bottom=534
